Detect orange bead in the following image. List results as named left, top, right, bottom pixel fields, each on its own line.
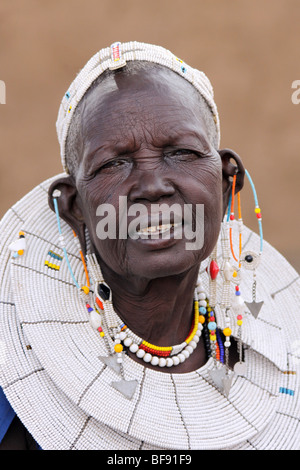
left=81, top=285, right=90, bottom=295
left=223, top=327, right=232, bottom=337
left=114, top=343, right=123, bottom=353
left=17, top=249, right=24, bottom=255
left=199, top=315, right=205, bottom=324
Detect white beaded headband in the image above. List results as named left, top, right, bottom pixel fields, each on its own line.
left=56, top=41, right=221, bottom=173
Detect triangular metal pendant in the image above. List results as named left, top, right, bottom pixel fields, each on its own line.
left=245, top=300, right=264, bottom=318
left=98, top=355, right=121, bottom=375
left=209, top=366, right=227, bottom=391
left=222, top=374, right=234, bottom=397
left=111, top=379, right=138, bottom=400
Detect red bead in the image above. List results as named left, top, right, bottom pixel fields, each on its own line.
left=230, top=214, right=235, bottom=220
left=256, top=213, right=262, bottom=219
left=209, top=260, right=220, bottom=280
left=237, top=315, right=243, bottom=320
left=96, top=297, right=104, bottom=310
left=235, top=286, right=239, bottom=291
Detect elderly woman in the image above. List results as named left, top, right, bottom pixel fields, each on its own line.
left=0, top=42, right=299, bottom=450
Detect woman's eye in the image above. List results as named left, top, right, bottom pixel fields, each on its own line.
left=165, top=149, right=197, bottom=160
left=97, top=159, right=128, bottom=173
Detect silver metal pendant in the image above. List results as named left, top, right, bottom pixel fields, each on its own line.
left=234, top=361, right=247, bottom=376
left=111, top=379, right=138, bottom=400
left=222, top=374, right=234, bottom=397
left=98, top=355, right=121, bottom=375
left=209, top=366, right=227, bottom=391
left=245, top=300, right=264, bottom=318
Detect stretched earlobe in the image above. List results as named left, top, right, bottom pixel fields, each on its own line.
left=48, top=176, right=87, bottom=255
left=218, top=148, right=245, bottom=217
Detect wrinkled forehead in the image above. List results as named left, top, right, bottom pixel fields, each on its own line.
left=81, top=65, right=207, bottom=133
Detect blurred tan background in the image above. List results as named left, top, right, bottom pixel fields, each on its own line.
left=0, top=0, right=299, bottom=271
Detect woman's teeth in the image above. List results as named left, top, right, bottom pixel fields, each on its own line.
left=136, top=223, right=180, bottom=236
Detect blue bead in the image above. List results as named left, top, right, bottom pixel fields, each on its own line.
left=235, top=291, right=241, bottom=296
left=208, top=321, right=217, bottom=330
left=199, top=307, right=206, bottom=314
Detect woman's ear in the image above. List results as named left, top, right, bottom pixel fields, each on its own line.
left=48, top=176, right=87, bottom=255
left=218, top=148, right=245, bottom=217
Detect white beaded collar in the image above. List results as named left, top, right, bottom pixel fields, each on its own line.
left=0, top=175, right=299, bottom=450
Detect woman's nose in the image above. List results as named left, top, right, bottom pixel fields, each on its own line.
left=128, top=169, right=176, bottom=203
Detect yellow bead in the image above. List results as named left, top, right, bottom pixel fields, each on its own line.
left=19, top=231, right=25, bottom=236
left=100, top=332, right=105, bottom=337
left=232, top=271, right=237, bottom=278
left=223, top=327, right=232, bottom=337
left=81, top=285, right=90, bottom=295
left=210, top=334, right=216, bottom=341
left=255, top=207, right=261, bottom=214
left=17, top=249, right=24, bottom=255
left=199, top=315, right=205, bottom=324
left=237, top=320, right=243, bottom=326
left=114, top=343, right=123, bottom=353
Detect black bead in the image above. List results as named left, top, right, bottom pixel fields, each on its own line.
left=245, top=254, right=253, bottom=263
left=97, top=283, right=110, bottom=301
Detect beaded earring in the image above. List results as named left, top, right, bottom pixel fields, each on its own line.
left=229, top=170, right=264, bottom=319
left=241, top=169, right=264, bottom=318
left=206, top=242, right=235, bottom=396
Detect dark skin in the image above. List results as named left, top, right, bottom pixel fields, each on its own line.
left=49, top=67, right=244, bottom=373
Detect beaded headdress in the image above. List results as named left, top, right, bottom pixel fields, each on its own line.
left=56, top=41, right=221, bottom=173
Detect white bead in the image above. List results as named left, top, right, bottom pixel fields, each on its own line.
left=224, top=341, right=231, bottom=348
left=178, top=353, right=186, bottom=363
left=193, top=334, right=200, bottom=343
left=124, top=337, right=133, bottom=347
left=117, top=357, right=123, bottom=363
left=166, top=358, right=174, bottom=367
left=186, top=345, right=194, bottom=354
left=172, top=356, right=180, bottom=366
left=129, top=343, right=139, bottom=353
left=158, top=358, right=167, bottom=367
left=151, top=356, right=159, bottom=366
left=143, top=353, right=152, bottom=363
left=196, top=285, right=204, bottom=294
left=198, top=292, right=206, bottom=300
left=189, top=340, right=197, bottom=349
left=89, top=310, right=102, bottom=330
left=182, top=349, right=190, bottom=358
left=199, top=300, right=207, bottom=307
left=136, top=348, right=145, bottom=358
left=119, top=331, right=127, bottom=341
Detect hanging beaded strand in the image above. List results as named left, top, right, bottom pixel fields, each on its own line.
left=52, top=192, right=106, bottom=340
left=207, top=244, right=221, bottom=364
left=226, top=175, right=245, bottom=365
left=239, top=169, right=264, bottom=319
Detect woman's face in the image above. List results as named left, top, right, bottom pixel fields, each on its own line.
left=74, top=67, right=223, bottom=281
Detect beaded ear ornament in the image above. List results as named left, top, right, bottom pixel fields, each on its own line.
left=227, top=169, right=264, bottom=319
left=202, top=168, right=264, bottom=394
